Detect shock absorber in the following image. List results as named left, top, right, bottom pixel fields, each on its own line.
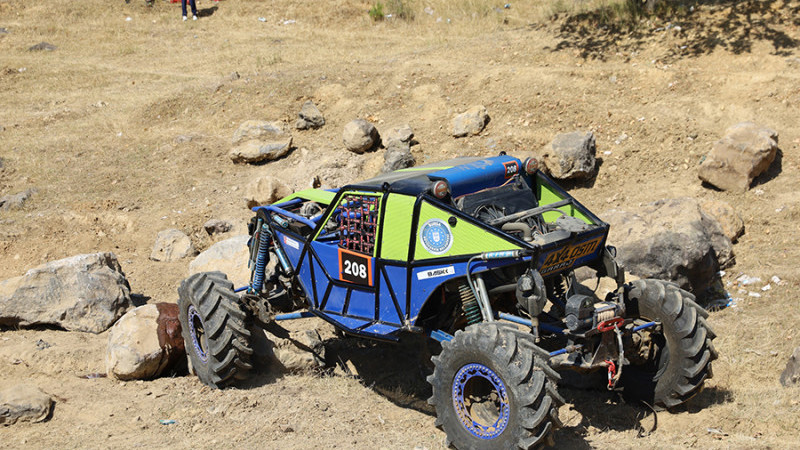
left=459, top=283, right=482, bottom=325
left=249, top=223, right=272, bottom=294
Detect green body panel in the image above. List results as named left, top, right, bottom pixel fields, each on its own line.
left=380, top=194, right=416, bottom=260
left=277, top=189, right=336, bottom=205
left=414, top=201, right=520, bottom=260
left=537, top=177, right=593, bottom=225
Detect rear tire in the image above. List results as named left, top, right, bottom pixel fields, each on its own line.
left=178, top=272, right=253, bottom=389
left=620, top=279, right=717, bottom=409
left=427, top=323, right=562, bottom=449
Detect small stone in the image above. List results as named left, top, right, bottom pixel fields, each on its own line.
left=229, top=121, right=293, bottom=164
left=0, top=188, right=36, bottom=211
left=780, top=347, right=800, bottom=386
left=452, top=105, right=489, bottom=137
left=542, top=131, right=597, bottom=180
left=203, top=219, right=232, bottom=236
left=382, top=140, right=415, bottom=173
left=385, top=124, right=414, bottom=143
left=343, top=119, right=379, bottom=153
left=150, top=229, right=196, bottom=262
left=295, top=100, right=325, bottom=130
left=243, top=176, right=292, bottom=209
left=698, top=122, right=778, bottom=192
left=0, top=385, right=53, bottom=425
left=28, top=42, right=56, bottom=51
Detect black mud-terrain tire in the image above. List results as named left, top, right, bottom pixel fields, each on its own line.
left=621, top=279, right=718, bottom=409
left=427, top=322, right=563, bottom=449
left=178, top=271, right=254, bottom=389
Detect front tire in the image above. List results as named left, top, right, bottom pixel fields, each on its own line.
left=620, top=279, right=718, bottom=409
left=178, top=272, right=253, bottom=388
left=427, top=323, right=562, bottom=449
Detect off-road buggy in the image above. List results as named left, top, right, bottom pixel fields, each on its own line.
left=178, top=154, right=717, bottom=449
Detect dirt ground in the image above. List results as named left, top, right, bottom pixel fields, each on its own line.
left=2, top=0, right=800, bottom=448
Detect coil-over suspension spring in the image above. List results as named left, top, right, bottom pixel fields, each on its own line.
left=249, top=224, right=272, bottom=294
left=459, top=283, right=483, bottom=325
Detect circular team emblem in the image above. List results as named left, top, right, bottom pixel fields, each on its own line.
left=420, top=218, right=453, bottom=255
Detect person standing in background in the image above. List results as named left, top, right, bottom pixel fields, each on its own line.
left=182, top=0, right=197, bottom=21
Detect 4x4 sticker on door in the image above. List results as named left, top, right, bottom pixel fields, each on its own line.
left=338, top=247, right=373, bottom=286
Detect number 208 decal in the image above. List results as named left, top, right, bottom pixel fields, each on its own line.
left=338, top=248, right=373, bottom=286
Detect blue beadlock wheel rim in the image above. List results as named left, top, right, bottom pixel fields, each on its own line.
left=452, top=363, right=510, bottom=439
left=187, top=305, right=209, bottom=363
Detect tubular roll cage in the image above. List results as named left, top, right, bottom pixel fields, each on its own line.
left=240, top=170, right=655, bottom=353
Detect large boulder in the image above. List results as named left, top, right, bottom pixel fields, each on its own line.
left=188, top=235, right=251, bottom=287
left=0, top=252, right=131, bottom=333
left=243, top=175, right=293, bottom=209
left=780, top=346, right=800, bottom=386
left=542, top=131, right=597, bottom=180
left=452, top=105, right=488, bottom=137
left=106, top=303, right=185, bottom=380
left=602, top=197, right=734, bottom=298
left=150, top=228, right=196, bottom=262
left=229, top=120, right=293, bottom=164
left=343, top=119, right=379, bottom=154
left=295, top=100, right=325, bottom=130
left=0, top=385, right=53, bottom=425
left=698, top=122, right=778, bottom=192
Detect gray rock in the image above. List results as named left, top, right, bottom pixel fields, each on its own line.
left=780, top=346, right=800, bottom=386
left=0, top=385, right=52, bottom=425
left=385, top=124, right=414, bottom=143
left=0, top=252, right=131, bottom=333
left=0, top=188, right=35, bottom=211
left=229, top=139, right=292, bottom=164
left=189, top=235, right=251, bottom=287
left=150, top=229, right=196, bottom=262
left=602, top=197, right=734, bottom=298
left=203, top=218, right=233, bottom=235
left=542, top=131, right=597, bottom=180
left=452, top=105, right=488, bottom=137
left=343, top=119, right=379, bottom=153
left=230, top=120, right=293, bottom=164
left=295, top=100, right=325, bottom=130
left=382, top=140, right=416, bottom=173
left=232, top=120, right=284, bottom=145
left=698, top=122, right=778, bottom=192
left=28, top=42, right=56, bottom=51
left=243, top=175, right=293, bottom=209
left=701, top=199, right=745, bottom=243
left=106, top=303, right=185, bottom=381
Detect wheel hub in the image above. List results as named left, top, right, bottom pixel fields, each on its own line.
left=187, top=305, right=209, bottom=363
left=452, top=363, right=510, bottom=439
